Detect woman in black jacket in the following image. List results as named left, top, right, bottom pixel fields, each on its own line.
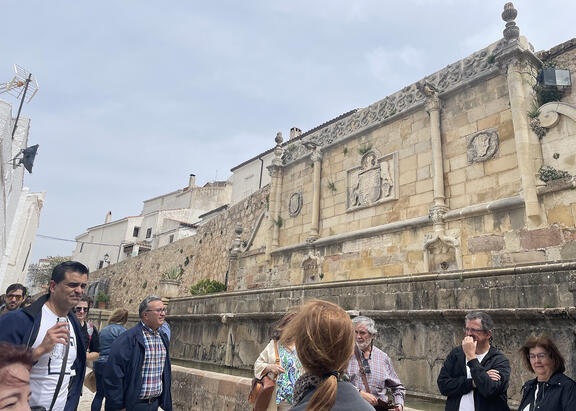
left=518, top=334, right=576, bottom=411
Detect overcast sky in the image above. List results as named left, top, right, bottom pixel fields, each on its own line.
left=2, top=0, right=575, bottom=263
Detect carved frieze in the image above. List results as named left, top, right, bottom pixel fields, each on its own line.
left=466, top=128, right=499, bottom=164
left=347, top=150, right=398, bottom=211
left=280, top=41, right=506, bottom=166
left=288, top=192, right=303, bottom=217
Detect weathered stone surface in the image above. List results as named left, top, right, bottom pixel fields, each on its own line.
left=519, top=228, right=563, bottom=249
left=500, top=250, right=546, bottom=264
left=467, top=235, right=505, bottom=253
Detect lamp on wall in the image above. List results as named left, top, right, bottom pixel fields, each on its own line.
left=103, top=253, right=110, bottom=265
left=538, top=68, right=571, bottom=88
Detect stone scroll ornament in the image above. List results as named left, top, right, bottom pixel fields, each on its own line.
left=466, top=128, right=499, bottom=164
left=347, top=151, right=397, bottom=210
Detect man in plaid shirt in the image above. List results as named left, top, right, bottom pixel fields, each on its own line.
left=104, top=296, right=172, bottom=411
left=347, top=316, right=405, bottom=411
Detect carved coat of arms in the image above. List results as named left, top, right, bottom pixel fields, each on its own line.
left=348, top=151, right=396, bottom=210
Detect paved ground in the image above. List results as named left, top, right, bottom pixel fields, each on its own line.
left=77, top=368, right=96, bottom=411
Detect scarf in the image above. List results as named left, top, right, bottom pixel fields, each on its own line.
left=292, top=372, right=340, bottom=406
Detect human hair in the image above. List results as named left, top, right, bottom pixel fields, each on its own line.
left=108, top=308, right=129, bottom=325
left=271, top=312, right=296, bottom=342
left=51, top=261, right=89, bottom=284
left=78, top=294, right=93, bottom=309
left=0, top=342, right=34, bottom=385
left=138, top=296, right=162, bottom=318
left=519, top=334, right=565, bottom=374
left=352, top=316, right=377, bottom=335
left=6, top=283, right=27, bottom=296
left=280, top=299, right=354, bottom=411
left=465, top=311, right=494, bottom=332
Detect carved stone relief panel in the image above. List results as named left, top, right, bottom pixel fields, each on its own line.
left=302, top=254, right=321, bottom=283
left=288, top=191, right=303, bottom=217
left=466, top=128, right=499, bottom=164
left=347, top=150, right=398, bottom=211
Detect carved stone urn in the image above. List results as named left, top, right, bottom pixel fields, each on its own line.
left=158, top=279, right=181, bottom=299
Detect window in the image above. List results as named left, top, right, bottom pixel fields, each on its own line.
left=98, top=260, right=104, bottom=269
left=146, top=228, right=152, bottom=239
left=133, top=227, right=140, bottom=237
left=169, top=235, right=174, bottom=243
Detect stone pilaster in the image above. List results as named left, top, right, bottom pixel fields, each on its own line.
left=308, top=147, right=322, bottom=241
left=266, top=133, right=284, bottom=255
left=495, top=3, right=544, bottom=227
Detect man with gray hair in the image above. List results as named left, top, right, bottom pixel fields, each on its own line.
left=437, top=311, right=510, bottom=411
left=104, top=296, right=172, bottom=411
left=347, top=316, right=405, bottom=411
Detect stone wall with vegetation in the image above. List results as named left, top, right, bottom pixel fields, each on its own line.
left=88, top=186, right=269, bottom=311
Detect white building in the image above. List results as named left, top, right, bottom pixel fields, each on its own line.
left=72, top=175, right=231, bottom=272
left=0, top=99, right=45, bottom=292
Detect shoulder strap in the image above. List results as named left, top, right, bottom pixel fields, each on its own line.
left=274, top=340, right=280, bottom=364
left=48, top=333, right=70, bottom=411
left=355, top=347, right=371, bottom=394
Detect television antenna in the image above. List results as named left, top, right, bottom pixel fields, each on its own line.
left=0, top=64, right=39, bottom=138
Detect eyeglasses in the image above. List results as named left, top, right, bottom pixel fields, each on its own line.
left=528, top=353, right=548, bottom=360
left=6, top=294, right=24, bottom=301
left=464, top=327, right=486, bottom=334
left=75, top=307, right=89, bottom=312
left=146, top=308, right=166, bottom=314
left=361, top=358, right=371, bottom=375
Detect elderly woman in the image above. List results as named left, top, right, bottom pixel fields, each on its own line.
left=518, top=334, right=576, bottom=411
left=254, top=312, right=302, bottom=410
left=282, top=300, right=373, bottom=411
left=347, top=316, right=405, bottom=410
left=0, top=342, right=34, bottom=411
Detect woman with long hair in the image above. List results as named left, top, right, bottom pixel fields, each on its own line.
left=254, top=312, right=303, bottom=410
left=91, top=308, right=129, bottom=411
left=518, top=334, right=576, bottom=411
left=281, top=300, right=373, bottom=411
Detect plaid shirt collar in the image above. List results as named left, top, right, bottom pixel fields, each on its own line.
left=141, top=321, right=160, bottom=336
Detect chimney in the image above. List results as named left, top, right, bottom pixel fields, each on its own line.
left=189, top=174, right=196, bottom=188
left=105, top=211, right=112, bottom=224
left=290, top=127, right=302, bottom=140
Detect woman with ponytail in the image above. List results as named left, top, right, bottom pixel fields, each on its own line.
left=281, top=300, right=373, bottom=411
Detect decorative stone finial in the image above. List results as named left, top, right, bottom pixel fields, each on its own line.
left=502, top=3, right=519, bottom=41
left=275, top=132, right=283, bottom=146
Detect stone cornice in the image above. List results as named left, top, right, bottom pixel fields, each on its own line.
left=281, top=40, right=507, bottom=166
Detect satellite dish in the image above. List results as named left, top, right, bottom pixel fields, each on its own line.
left=21, top=144, right=39, bottom=173
left=10, top=144, right=39, bottom=173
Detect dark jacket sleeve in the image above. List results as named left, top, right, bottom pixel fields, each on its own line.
left=560, top=377, right=576, bottom=410
left=104, top=332, right=131, bottom=410
left=468, top=351, right=510, bottom=398
left=437, top=348, right=474, bottom=397
left=89, top=326, right=100, bottom=353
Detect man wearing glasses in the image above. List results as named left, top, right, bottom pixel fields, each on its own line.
left=347, top=316, right=405, bottom=411
left=104, top=296, right=172, bottom=411
left=0, top=283, right=27, bottom=316
left=437, top=311, right=511, bottom=411
left=0, top=261, right=89, bottom=411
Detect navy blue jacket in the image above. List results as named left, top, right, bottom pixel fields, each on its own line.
left=518, top=372, right=576, bottom=411
left=437, top=346, right=510, bottom=411
left=103, top=322, right=172, bottom=411
left=0, top=294, right=86, bottom=411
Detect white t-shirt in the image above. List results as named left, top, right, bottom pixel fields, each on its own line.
left=459, top=351, right=488, bottom=411
left=29, top=305, right=78, bottom=411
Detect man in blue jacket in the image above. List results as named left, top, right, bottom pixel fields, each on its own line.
left=0, top=261, right=88, bottom=411
left=104, top=296, right=172, bottom=411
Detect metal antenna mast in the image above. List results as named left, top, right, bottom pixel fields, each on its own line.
left=0, top=64, right=39, bottom=138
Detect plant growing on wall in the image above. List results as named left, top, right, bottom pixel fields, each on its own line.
left=343, top=147, right=348, bottom=155
left=190, top=279, right=226, bottom=295
left=95, top=291, right=110, bottom=303
left=327, top=179, right=337, bottom=193
left=273, top=215, right=283, bottom=228
left=162, top=266, right=183, bottom=281
left=358, top=143, right=373, bottom=156
left=538, top=165, right=571, bottom=183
